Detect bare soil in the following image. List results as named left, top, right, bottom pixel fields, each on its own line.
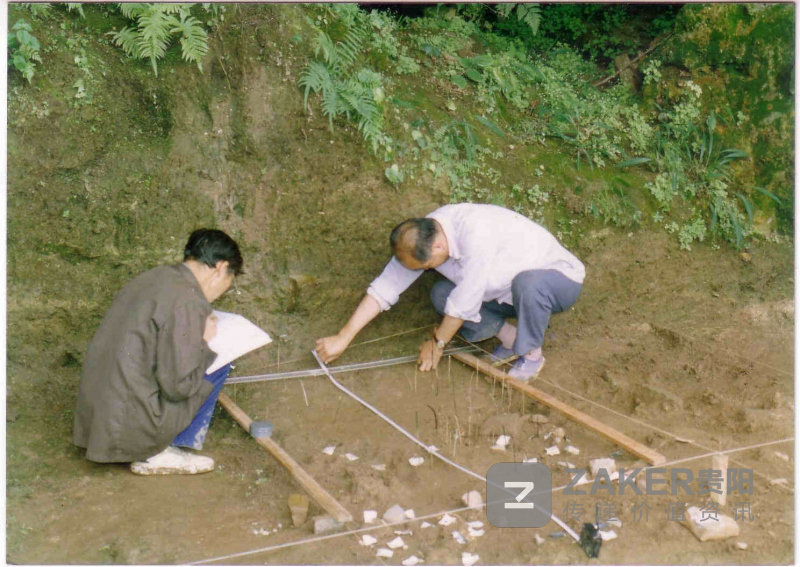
left=6, top=5, right=794, bottom=565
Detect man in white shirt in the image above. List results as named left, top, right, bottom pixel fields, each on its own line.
left=316, top=203, right=585, bottom=381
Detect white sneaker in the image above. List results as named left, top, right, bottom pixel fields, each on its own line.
left=130, top=446, right=215, bottom=476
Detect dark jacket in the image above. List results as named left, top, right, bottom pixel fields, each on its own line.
left=74, top=264, right=218, bottom=462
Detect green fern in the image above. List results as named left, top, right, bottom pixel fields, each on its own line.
left=496, top=3, right=541, bottom=36
left=109, top=3, right=210, bottom=76
left=170, top=13, right=208, bottom=71
left=64, top=3, right=85, bottom=18
left=17, top=3, right=52, bottom=17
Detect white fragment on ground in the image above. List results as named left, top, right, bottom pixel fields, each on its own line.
left=452, top=530, right=468, bottom=545
left=404, top=509, right=416, bottom=519
left=462, top=552, right=480, bottom=566
left=387, top=536, right=406, bottom=549
left=589, top=458, right=617, bottom=477
left=402, top=555, right=423, bottom=566
left=371, top=464, right=387, bottom=471
left=599, top=530, right=617, bottom=541
left=545, top=446, right=560, bottom=456
left=462, top=490, right=483, bottom=509
left=439, top=514, right=457, bottom=526
left=376, top=548, right=394, bottom=559
left=491, top=443, right=507, bottom=451
left=409, top=456, right=425, bottom=467
left=359, top=534, right=378, bottom=546
left=420, top=521, right=433, bottom=529
left=363, top=510, right=378, bottom=524
left=495, top=435, right=511, bottom=447
left=322, top=446, right=336, bottom=456
left=468, top=527, right=485, bottom=538
left=543, top=431, right=552, bottom=440
left=774, top=451, right=790, bottom=461
left=736, top=542, right=748, bottom=550
left=770, top=478, right=789, bottom=486
left=251, top=528, right=270, bottom=536
left=383, top=505, right=406, bottom=524
left=426, top=445, right=439, bottom=453
left=523, top=457, right=538, bottom=463
left=607, top=519, right=623, bottom=528
left=683, top=506, right=740, bottom=541
left=565, top=445, right=580, bottom=455
left=534, top=533, right=546, bottom=545
left=394, top=530, right=413, bottom=536
left=345, top=453, right=359, bottom=461
left=467, top=521, right=484, bottom=529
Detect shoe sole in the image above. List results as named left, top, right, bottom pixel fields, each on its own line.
left=509, top=358, right=546, bottom=383
left=130, top=463, right=215, bottom=476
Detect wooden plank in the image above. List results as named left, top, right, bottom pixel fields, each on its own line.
left=452, top=352, right=667, bottom=465
left=217, top=392, right=353, bottom=523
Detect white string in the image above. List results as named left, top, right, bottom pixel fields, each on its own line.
left=309, top=350, right=581, bottom=539
left=189, top=436, right=793, bottom=565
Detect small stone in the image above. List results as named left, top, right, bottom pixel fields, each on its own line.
left=736, top=542, right=748, bottom=550
left=371, top=464, right=387, bottom=471
left=383, top=505, right=406, bottom=524
left=439, top=514, right=457, bottom=526
left=607, top=519, right=622, bottom=528
left=495, top=435, right=511, bottom=447
left=523, top=457, right=538, bottom=463
left=530, top=414, right=549, bottom=424
left=589, top=458, right=617, bottom=478
left=467, top=521, right=484, bottom=529
left=288, top=493, right=309, bottom=527
left=421, top=521, right=433, bottom=529
left=545, top=446, right=560, bottom=456
left=452, top=530, right=467, bottom=544
left=402, top=555, right=423, bottom=566
left=376, top=548, right=394, bottom=558
left=363, top=510, right=378, bottom=524
left=468, top=527, right=485, bottom=537
left=599, top=530, right=617, bottom=541
left=409, top=456, right=425, bottom=467
left=462, top=490, right=483, bottom=509
left=394, top=530, right=413, bottom=535
left=770, top=478, right=789, bottom=486
left=774, top=451, right=790, bottom=462
left=565, top=445, right=580, bottom=455
left=553, top=427, right=566, bottom=442
left=387, top=536, right=406, bottom=549
left=345, top=453, right=359, bottom=461
left=404, top=509, right=416, bottom=519
left=534, top=533, right=546, bottom=545
left=322, top=446, right=336, bottom=455
left=313, top=515, right=343, bottom=535
left=359, top=534, right=378, bottom=546
left=683, top=506, right=740, bottom=541
left=462, top=552, right=480, bottom=566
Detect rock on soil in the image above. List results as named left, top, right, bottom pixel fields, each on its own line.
left=683, top=506, right=740, bottom=541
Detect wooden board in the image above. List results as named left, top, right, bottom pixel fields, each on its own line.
left=217, top=392, right=354, bottom=522
left=452, top=352, right=667, bottom=466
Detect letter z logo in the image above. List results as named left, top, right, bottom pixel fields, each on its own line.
left=504, top=481, right=535, bottom=509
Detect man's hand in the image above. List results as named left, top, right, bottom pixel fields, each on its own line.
left=203, top=314, right=218, bottom=343
left=417, top=339, right=444, bottom=372
left=316, top=333, right=351, bottom=364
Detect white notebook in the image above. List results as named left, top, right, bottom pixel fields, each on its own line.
left=206, top=310, right=272, bottom=374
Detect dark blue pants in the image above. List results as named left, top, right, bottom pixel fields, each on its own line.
left=431, top=270, right=582, bottom=356
left=172, top=363, right=232, bottom=450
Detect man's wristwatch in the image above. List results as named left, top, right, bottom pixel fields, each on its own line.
left=433, top=331, right=447, bottom=350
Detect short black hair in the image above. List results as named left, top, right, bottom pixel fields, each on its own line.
left=389, top=218, right=438, bottom=262
left=184, top=229, right=244, bottom=275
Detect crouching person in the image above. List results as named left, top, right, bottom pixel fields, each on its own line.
left=73, top=229, right=243, bottom=475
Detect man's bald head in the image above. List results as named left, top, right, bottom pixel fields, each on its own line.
left=389, top=218, right=438, bottom=263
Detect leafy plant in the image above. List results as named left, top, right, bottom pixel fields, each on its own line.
left=8, top=20, right=41, bottom=83
left=300, top=6, right=390, bottom=153
left=496, top=4, right=542, bottom=36
left=108, top=3, right=210, bottom=76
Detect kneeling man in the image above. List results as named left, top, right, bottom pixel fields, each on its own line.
left=316, top=203, right=584, bottom=381
left=74, top=229, right=243, bottom=475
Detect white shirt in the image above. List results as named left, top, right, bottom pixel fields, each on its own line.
left=366, top=204, right=585, bottom=323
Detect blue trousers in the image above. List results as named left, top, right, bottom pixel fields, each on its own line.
left=431, top=270, right=582, bottom=356
left=172, top=363, right=232, bottom=450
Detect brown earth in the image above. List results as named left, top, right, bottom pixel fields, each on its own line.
left=6, top=5, right=794, bottom=565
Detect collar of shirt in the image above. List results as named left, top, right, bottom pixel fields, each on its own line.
left=428, top=211, right=461, bottom=261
